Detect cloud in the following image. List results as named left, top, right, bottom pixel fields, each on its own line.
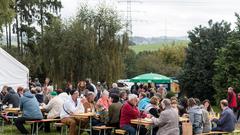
left=61, top=0, right=240, bottom=37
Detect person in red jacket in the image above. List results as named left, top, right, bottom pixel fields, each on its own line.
left=120, top=94, right=147, bottom=135
left=227, top=87, right=237, bottom=112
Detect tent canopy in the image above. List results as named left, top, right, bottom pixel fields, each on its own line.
left=0, top=47, right=29, bottom=91
left=130, top=73, right=172, bottom=83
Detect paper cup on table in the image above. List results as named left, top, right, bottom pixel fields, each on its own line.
left=87, top=108, right=91, bottom=113
left=9, top=104, right=13, bottom=108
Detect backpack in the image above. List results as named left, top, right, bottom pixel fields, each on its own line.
left=192, top=110, right=203, bottom=134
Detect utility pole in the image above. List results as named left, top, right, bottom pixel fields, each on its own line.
left=118, top=0, right=142, bottom=37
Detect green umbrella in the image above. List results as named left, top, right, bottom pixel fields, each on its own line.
left=130, top=73, right=172, bottom=83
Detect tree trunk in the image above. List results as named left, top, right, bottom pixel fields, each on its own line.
left=20, top=11, right=23, bottom=54
left=15, top=0, right=20, bottom=53
left=40, top=0, right=43, bottom=37
left=5, top=24, right=9, bottom=49
left=8, top=23, right=11, bottom=49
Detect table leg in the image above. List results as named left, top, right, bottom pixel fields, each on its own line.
left=136, top=125, right=140, bottom=135
left=36, top=122, right=39, bottom=135
left=150, top=126, right=153, bottom=135
left=1, top=117, right=4, bottom=132
left=90, top=116, right=92, bottom=135
left=78, top=120, right=82, bottom=135
left=104, top=129, right=106, bottom=135
left=31, top=123, right=34, bottom=134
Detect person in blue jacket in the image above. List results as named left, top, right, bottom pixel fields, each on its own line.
left=212, top=99, right=236, bottom=132
left=138, top=92, right=150, bottom=111
left=15, top=88, right=43, bottom=134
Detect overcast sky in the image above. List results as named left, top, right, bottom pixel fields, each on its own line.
left=61, top=0, right=240, bottom=37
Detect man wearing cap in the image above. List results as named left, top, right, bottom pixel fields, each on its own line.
left=60, top=89, right=85, bottom=135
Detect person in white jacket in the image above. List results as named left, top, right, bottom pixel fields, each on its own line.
left=60, top=89, right=85, bottom=135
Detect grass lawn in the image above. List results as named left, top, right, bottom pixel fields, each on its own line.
left=129, top=41, right=188, bottom=54
left=0, top=123, right=61, bottom=135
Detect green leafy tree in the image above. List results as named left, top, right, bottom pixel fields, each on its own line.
left=14, top=0, right=62, bottom=54
left=126, top=42, right=186, bottom=78
left=0, top=0, right=15, bottom=48
left=179, top=20, right=231, bottom=102
left=35, top=5, right=128, bottom=85
left=213, top=13, right=240, bottom=102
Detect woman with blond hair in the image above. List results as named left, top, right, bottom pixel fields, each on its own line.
left=144, top=96, right=160, bottom=118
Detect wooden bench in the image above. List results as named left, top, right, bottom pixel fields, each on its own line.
left=54, top=122, right=68, bottom=135
left=202, top=130, right=240, bottom=135
left=92, top=125, right=115, bottom=135
left=26, top=119, right=60, bottom=135
left=115, top=129, right=128, bottom=135
left=202, top=131, right=228, bottom=135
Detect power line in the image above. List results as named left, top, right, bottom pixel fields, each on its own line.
left=118, top=0, right=142, bottom=37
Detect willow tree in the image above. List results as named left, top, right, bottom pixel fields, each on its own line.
left=38, top=5, right=128, bottom=86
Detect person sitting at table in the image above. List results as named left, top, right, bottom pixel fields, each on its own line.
left=120, top=94, right=147, bottom=135
left=15, top=88, right=43, bottom=134
left=171, top=99, right=179, bottom=114
left=211, top=99, right=236, bottom=132
left=108, top=93, right=122, bottom=128
left=188, top=98, right=203, bottom=134
left=178, top=97, right=188, bottom=117
left=42, top=92, right=69, bottom=132
left=82, top=91, right=104, bottom=127
left=96, top=90, right=111, bottom=111
left=43, top=86, right=52, bottom=104
left=35, top=86, right=44, bottom=104
left=200, top=105, right=211, bottom=133
left=2, top=87, right=20, bottom=108
left=60, top=89, right=85, bottom=135
left=119, top=91, right=127, bottom=104
left=144, top=96, right=160, bottom=118
left=203, top=99, right=215, bottom=115
left=17, top=87, right=24, bottom=97
left=138, top=92, right=150, bottom=111
left=151, top=98, right=179, bottom=135
left=83, top=91, right=95, bottom=113
left=0, top=85, right=8, bottom=101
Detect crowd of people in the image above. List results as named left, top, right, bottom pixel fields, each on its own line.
left=0, top=77, right=239, bottom=135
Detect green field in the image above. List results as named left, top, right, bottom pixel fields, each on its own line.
left=129, top=41, right=189, bottom=54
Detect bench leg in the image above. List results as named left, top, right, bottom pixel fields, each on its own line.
left=65, top=125, right=68, bottom=135
left=90, top=116, right=92, bottom=135
left=104, top=129, right=106, bottom=135
left=36, top=122, right=39, bottom=135
left=60, top=126, right=63, bottom=135
left=31, top=124, right=34, bottom=135
left=78, top=120, right=81, bottom=135
left=1, top=118, right=4, bottom=132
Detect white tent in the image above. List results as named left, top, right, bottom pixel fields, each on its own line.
left=0, top=47, right=29, bottom=91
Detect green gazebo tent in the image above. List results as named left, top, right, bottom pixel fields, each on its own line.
left=130, top=73, right=173, bottom=90
left=130, top=73, right=172, bottom=83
